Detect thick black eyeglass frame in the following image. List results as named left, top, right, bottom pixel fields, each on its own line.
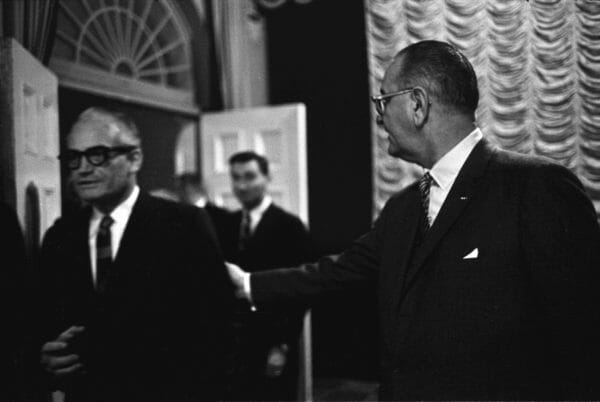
left=58, top=145, right=138, bottom=170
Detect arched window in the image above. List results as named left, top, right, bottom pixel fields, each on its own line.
left=51, top=0, right=198, bottom=114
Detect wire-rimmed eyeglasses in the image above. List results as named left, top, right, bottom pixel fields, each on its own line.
left=59, top=145, right=138, bottom=170
left=370, top=88, right=414, bottom=116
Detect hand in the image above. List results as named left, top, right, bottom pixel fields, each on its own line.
left=225, top=261, right=248, bottom=299
left=265, top=344, right=288, bottom=378
left=40, top=326, right=86, bottom=381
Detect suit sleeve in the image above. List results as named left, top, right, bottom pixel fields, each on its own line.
left=251, top=203, right=386, bottom=308
left=520, top=163, right=600, bottom=399
left=171, top=206, right=235, bottom=400
left=33, top=220, right=68, bottom=393
left=265, top=218, right=313, bottom=352
left=36, top=222, right=69, bottom=341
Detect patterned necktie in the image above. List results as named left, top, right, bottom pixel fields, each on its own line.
left=96, top=214, right=114, bottom=295
left=418, top=172, right=433, bottom=231
left=238, top=211, right=251, bottom=251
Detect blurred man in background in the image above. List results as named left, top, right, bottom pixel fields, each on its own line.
left=226, top=151, right=312, bottom=401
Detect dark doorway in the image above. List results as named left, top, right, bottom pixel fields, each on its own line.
left=263, top=0, right=378, bottom=384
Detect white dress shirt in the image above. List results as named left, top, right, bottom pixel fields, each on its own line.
left=240, top=195, right=272, bottom=310
left=243, top=195, right=272, bottom=234
left=425, top=128, right=483, bottom=225
left=88, top=185, right=140, bottom=284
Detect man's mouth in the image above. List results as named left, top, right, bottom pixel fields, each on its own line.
left=77, top=180, right=99, bottom=188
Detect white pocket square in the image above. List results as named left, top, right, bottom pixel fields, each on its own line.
left=463, top=248, right=478, bottom=259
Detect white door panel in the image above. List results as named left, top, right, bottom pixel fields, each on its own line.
left=0, top=38, right=61, bottom=249
left=1, top=37, right=62, bottom=402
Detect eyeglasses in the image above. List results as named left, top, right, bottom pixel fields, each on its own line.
left=370, top=88, right=414, bottom=116
left=59, top=145, right=138, bottom=170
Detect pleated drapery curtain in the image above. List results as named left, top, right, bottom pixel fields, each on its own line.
left=366, top=0, right=600, bottom=217
left=1, top=0, right=59, bottom=64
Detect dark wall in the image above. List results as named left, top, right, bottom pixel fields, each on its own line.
left=58, top=87, right=196, bottom=214
left=264, top=0, right=378, bottom=380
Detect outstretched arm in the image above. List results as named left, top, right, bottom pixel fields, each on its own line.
left=225, top=204, right=388, bottom=309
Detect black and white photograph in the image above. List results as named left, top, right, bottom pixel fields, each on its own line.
left=1, top=0, right=599, bottom=401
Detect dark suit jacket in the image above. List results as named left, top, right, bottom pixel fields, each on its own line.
left=251, top=139, right=600, bottom=400
left=203, top=202, right=236, bottom=257
left=0, top=203, right=27, bottom=401
left=227, top=204, right=311, bottom=395
left=37, top=193, right=235, bottom=401
left=229, top=203, right=312, bottom=274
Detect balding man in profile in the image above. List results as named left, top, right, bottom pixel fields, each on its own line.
left=227, top=41, right=600, bottom=400
left=37, top=107, right=234, bottom=401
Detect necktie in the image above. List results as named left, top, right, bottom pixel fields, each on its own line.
left=418, top=172, right=433, bottom=231
left=238, top=211, right=251, bottom=251
left=96, top=215, right=114, bottom=295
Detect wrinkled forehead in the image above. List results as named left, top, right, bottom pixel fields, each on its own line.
left=67, top=116, right=129, bottom=148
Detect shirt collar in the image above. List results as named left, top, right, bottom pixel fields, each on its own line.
left=90, top=185, right=140, bottom=236
left=428, top=128, right=483, bottom=190
left=246, top=195, right=272, bottom=224
left=194, top=197, right=207, bottom=208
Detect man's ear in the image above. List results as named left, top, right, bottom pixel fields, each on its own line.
left=129, top=148, right=143, bottom=173
left=411, top=86, right=431, bottom=127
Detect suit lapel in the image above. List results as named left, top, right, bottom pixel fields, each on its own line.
left=401, top=139, right=496, bottom=294
left=389, top=186, right=423, bottom=308
left=109, top=193, right=150, bottom=294
left=75, top=207, right=95, bottom=295
left=251, top=204, right=275, bottom=241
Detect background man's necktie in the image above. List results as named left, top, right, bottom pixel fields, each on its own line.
left=96, top=215, right=114, bottom=295
left=238, top=211, right=251, bottom=251
left=418, top=172, right=433, bottom=231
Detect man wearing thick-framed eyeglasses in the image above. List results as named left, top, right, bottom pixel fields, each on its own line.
left=36, top=107, right=235, bottom=401
left=226, top=40, right=600, bottom=400
left=58, top=113, right=143, bottom=212
left=59, top=145, right=139, bottom=171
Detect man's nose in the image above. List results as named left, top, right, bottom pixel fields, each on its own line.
left=76, top=156, right=94, bottom=174
left=234, top=181, right=249, bottom=191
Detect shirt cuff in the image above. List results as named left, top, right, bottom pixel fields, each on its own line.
left=243, top=272, right=257, bottom=311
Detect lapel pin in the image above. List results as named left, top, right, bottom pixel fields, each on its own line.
left=460, top=196, right=468, bottom=200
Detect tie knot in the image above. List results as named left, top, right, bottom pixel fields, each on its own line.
left=418, top=172, right=433, bottom=231
left=419, top=172, right=433, bottom=194
left=99, top=215, right=114, bottom=230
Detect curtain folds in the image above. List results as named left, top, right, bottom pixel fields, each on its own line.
left=1, top=0, right=59, bottom=64
left=367, top=0, right=600, bottom=217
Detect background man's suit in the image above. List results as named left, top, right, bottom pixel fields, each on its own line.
left=250, top=139, right=600, bottom=400
left=37, top=193, right=234, bottom=401
left=228, top=203, right=311, bottom=401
